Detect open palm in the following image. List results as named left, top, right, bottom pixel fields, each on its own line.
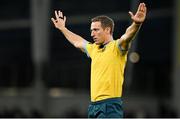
left=129, top=3, right=147, bottom=24
left=51, top=10, right=66, bottom=30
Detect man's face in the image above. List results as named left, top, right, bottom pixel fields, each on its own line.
left=90, top=21, right=106, bottom=45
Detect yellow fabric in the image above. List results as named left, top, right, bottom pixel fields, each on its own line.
left=86, top=40, right=127, bottom=102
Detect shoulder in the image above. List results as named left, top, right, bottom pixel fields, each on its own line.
left=113, top=39, right=128, bottom=55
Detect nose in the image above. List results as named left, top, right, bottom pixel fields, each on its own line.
left=91, top=31, right=94, bottom=37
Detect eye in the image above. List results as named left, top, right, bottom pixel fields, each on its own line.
left=94, top=28, right=99, bottom=31
left=90, top=28, right=99, bottom=33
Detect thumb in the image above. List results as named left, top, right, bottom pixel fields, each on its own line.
left=51, top=18, right=56, bottom=24
left=128, top=11, right=134, bottom=18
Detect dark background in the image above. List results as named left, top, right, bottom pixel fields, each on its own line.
left=0, top=0, right=179, bottom=118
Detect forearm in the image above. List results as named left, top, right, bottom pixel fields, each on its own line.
left=118, top=2, right=146, bottom=51
left=59, top=27, right=85, bottom=48
left=118, top=22, right=142, bottom=51
left=124, top=22, right=142, bottom=42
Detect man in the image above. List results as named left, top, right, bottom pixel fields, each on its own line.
left=51, top=2, right=147, bottom=118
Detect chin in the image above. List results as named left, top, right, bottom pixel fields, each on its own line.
left=95, top=42, right=99, bottom=45
left=95, top=42, right=101, bottom=45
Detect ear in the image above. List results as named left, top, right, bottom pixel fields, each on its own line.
left=105, top=27, right=111, bottom=34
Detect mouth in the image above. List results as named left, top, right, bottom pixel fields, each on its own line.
left=93, top=38, right=97, bottom=42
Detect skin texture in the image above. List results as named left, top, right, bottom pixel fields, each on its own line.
left=51, top=3, right=146, bottom=52
left=51, top=3, right=147, bottom=118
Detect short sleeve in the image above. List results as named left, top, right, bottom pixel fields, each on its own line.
left=115, top=39, right=128, bottom=56
left=84, top=42, right=94, bottom=58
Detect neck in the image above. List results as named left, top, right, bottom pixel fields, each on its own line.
left=103, top=36, right=113, bottom=45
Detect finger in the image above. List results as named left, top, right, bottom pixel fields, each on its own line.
left=140, top=3, right=144, bottom=12
left=142, top=2, right=146, bottom=7
left=55, top=10, right=59, bottom=19
left=137, top=3, right=142, bottom=12
left=143, top=3, right=147, bottom=13
left=64, top=16, right=66, bottom=22
left=140, top=3, right=146, bottom=12
left=58, top=10, right=63, bottom=18
left=58, top=10, right=61, bottom=17
left=61, top=11, right=63, bottom=18
left=58, top=10, right=60, bottom=17
left=128, top=11, right=134, bottom=18
left=51, top=18, right=56, bottom=24
left=144, top=5, right=147, bottom=14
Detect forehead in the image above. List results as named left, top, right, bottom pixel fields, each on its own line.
left=91, top=21, right=102, bottom=29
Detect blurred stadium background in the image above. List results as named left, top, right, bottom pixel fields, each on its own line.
left=0, top=0, right=180, bottom=118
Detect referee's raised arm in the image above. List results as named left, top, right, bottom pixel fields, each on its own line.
left=118, top=3, right=147, bottom=52
left=51, top=10, right=88, bottom=52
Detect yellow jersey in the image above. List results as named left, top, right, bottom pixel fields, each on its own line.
left=85, top=40, right=128, bottom=102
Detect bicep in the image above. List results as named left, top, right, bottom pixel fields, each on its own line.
left=80, top=40, right=89, bottom=53
left=74, top=39, right=88, bottom=52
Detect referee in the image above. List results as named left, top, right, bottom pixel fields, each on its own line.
left=51, top=2, right=147, bottom=118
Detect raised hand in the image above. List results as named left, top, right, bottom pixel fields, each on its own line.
left=51, top=10, right=66, bottom=30
left=129, top=3, right=147, bottom=24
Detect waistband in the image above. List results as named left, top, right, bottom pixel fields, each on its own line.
left=91, top=97, right=122, bottom=105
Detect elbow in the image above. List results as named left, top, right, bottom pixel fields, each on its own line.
left=74, top=42, right=81, bottom=49
left=74, top=40, right=85, bottom=49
